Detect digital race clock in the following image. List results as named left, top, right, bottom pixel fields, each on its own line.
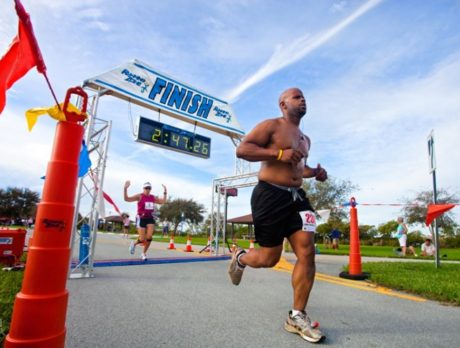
left=136, top=116, right=211, bottom=159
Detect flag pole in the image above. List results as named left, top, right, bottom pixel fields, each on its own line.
left=14, top=0, right=61, bottom=110
left=432, top=168, right=440, bottom=268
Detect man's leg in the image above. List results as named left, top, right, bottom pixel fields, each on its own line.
left=228, top=245, right=283, bottom=286
left=239, top=245, right=283, bottom=268
left=284, top=230, right=325, bottom=343
left=287, top=230, right=315, bottom=311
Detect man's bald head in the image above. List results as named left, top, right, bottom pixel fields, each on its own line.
left=278, top=87, right=302, bottom=107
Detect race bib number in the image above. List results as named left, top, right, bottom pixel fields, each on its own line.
left=299, top=210, right=316, bottom=232
left=144, top=202, right=154, bottom=210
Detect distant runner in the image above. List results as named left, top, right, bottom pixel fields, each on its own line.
left=124, top=181, right=167, bottom=260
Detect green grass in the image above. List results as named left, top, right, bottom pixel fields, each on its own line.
left=0, top=270, right=23, bottom=343
left=148, top=235, right=460, bottom=260
left=358, top=262, right=460, bottom=305
left=318, top=244, right=460, bottom=260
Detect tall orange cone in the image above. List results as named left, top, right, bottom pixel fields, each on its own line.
left=5, top=87, right=87, bottom=347
left=249, top=239, right=255, bottom=251
left=339, top=197, right=370, bottom=280
left=184, top=235, right=193, bottom=252
left=167, top=235, right=176, bottom=250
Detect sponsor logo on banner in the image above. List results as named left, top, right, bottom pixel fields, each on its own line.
left=121, top=69, right=150, bottom=93
left=213, top=106, right=232, bottom=123
left=0, top=237, right=13, bottom=245
left=300, top=210, right=316, bottom=232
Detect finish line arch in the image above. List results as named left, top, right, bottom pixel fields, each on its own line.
left=69, top=59, right=251, bottom=278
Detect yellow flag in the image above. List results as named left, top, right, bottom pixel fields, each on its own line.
left=25, top=102, right=81, bottom=131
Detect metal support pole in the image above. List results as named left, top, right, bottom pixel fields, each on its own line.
left=223, top=188, right=228, bottom=254
left=432, top=169, right=440, bottom=268
left=216, top=186, right=221, bottom=255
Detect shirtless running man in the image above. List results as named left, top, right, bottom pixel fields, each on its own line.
left=228, top=87, right=327, bottom=343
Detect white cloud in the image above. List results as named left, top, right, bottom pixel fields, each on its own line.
left=331, top=1, right=348, bottom=13
left=224, top=0, right=383, bottom=101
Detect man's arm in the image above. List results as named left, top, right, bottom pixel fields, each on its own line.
left=236, top=120, right=278, bottom=161
left=301, top=138, right=327, bottom=181
left=303, top=163, right=327, bottom=182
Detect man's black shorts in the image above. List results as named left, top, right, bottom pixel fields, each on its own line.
left=139, top=217, right=155, bottom=228
left=251, top=181, right=314, bottom=247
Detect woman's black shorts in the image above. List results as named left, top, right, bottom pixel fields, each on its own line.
left=139, top=217, right=156, bottom=228
left=251, top=181, right=314, bottom=247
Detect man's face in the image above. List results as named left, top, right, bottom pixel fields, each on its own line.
left=282, top=88, right=307, bottom=117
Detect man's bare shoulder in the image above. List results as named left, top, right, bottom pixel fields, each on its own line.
left=241, top=117, right=283, bottom=145
left=254, top=117, right=283, bottom=129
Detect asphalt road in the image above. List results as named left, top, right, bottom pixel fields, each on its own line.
left=64, top=233, right=460, bottom=347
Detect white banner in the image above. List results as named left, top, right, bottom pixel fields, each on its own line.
left=84, top=60, right=245, bottom=137
left=316, top=209, right=331, bottom=221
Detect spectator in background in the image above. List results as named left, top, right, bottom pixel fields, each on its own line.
left=329, top=229, right=341, bottom=250
left=421, top=236, right=436, bottom=257
left=396, top=217, right=417, bottom=257
left=162, top=220, right=170, bottom=238
left=122, top=213, right=130, bottom=238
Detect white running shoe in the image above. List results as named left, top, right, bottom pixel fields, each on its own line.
left=228, top=248, right=246, bottom=285
left=284, top=310, right=325, bottom=343
left=129, top=240, right=136, bottom=254
left=141, top=253, right=147, bottom=261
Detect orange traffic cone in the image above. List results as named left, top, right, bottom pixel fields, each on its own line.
left=167, top=236, right=176, bottom=250
left=339, top=197, right=369, bottom=280
left=5, top=87, right=86, bottom=348
left=249, top=239, right=255, bottom=251
left=184, top=235, right=193, bottom=252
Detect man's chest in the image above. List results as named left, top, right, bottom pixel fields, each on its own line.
left=273, top=129, right=310, bottom=154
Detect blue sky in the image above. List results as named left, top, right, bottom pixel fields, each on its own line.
left=0, top=0, right=459, bottom=229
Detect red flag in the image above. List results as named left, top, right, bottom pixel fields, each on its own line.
left=425, top=204, right=456, bottom=226
left=103, top=192, right=122, bottom=216
left=89, top=169, right=122, bottom=216
left=0, top=0, right=47, bottom=114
